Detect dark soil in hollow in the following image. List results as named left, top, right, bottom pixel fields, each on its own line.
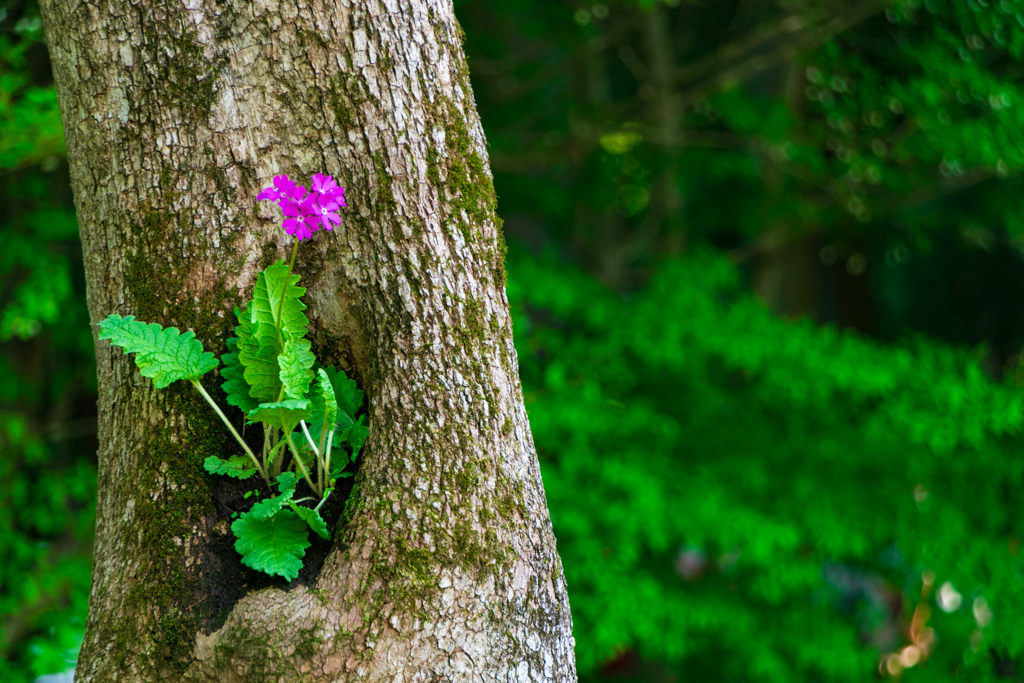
left=194, top=461, right=356, bottom=634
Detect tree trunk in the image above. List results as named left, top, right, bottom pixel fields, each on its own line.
left=39, top=0, right=577, bottom=679
left=646, top=5, right=684, bottom=255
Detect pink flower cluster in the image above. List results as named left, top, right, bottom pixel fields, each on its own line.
left=257, top=173, right=346, bottom=241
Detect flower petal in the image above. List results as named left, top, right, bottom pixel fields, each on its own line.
left=312, top=173, right=335, bottom=194
left=316, top=193, right=340, bottom=211
left=281, top=200, right=301, bottom=217
left=273, top=174, right=295, bottom=195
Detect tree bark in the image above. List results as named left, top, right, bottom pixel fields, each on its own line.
left=39, top=0, right=577, bottom=680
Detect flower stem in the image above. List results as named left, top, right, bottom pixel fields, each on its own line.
left=299, top=420, right=322, bottom=492
left=317, top=420, right=329, bottom=467
left=261, top=424, right=270, bottom=475
left=190, top=380, right=270, bottom=490
left=325, top=429, right=335, bottom=483
left=284, top=429, right=320, bottom=497
left=300, top=420, right=320, bottom=458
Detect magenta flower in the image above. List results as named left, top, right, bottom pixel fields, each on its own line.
left=256, top=174, right=306, bottom=203
left=279, top=197, right=317, bottom=240
left=258, top=173, right=346, bottom=240
left=311, top=173, right=338, bottom=195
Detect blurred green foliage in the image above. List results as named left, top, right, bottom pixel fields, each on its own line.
left=0, top=2, right=96, bottom=681
left=8, top=0, right=1024, bottom=681
left=509, top=245, right=1024, bottom=681
left=457, top=0, right=1024, bottom=679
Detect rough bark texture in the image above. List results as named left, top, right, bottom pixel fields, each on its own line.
left=39, top=0, right=577, bottom=679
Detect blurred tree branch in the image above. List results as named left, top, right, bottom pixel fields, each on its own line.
left=482, top=1, right=886, bottom=155
left=476, top=1, right=885, bottom=115
left=672, top=1, right=885, bottom=91
left=658, top=0, right=886, bottom=118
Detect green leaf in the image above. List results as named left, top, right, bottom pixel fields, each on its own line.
left=323, top=366, right=363, bottom=420
left=240, top=264, right=312, bottom=405
left=336, top=410, right=355, bottom=432
left=251, top=261, right=310, bottom=346
left=318, top=369, right=339, bottom=425
left=249, top=472, right=298, bottom=520
left=335, top=417, right=368, bottom=458
left=204, top=455, right=258, bottom=480
left=235, top=306, right=280, bottom=404
left=231, top=509, right=309, bottom=580
left=343, top=418, right=369, bottom=461
left=221, top=335, right=259, bottom=414
left=247, top=399, right=311, bottom=433
left=329, top=451, right=351, bottom=480
left=250, top=347, right=284, bottom=402
left=279, top=338, right=315, bottom=400
left=309, top=368, right=340, bottom=441
left=97, top=314, right=218, bottom=388
left=276, top=471, right=299, bottom=495
left=290, top=492, right=331, bottom=540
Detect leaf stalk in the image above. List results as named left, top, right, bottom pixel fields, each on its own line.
left=190, top=379, right=270, bottom=490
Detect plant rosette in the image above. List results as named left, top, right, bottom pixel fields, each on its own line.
left=98, top=173, right=368, bottom=581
